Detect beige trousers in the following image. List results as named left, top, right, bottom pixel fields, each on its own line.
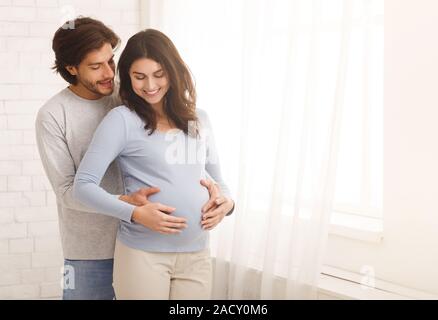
left=113, top=239, right=212, bottom=300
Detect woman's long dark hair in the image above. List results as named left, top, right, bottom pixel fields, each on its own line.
left=118, top=29, right=198, bottom=136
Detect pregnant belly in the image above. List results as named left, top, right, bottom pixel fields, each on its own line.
left=144, top=181, right=210, bottom=236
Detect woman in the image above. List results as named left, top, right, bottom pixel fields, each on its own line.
left=73, top=29, right=234, bottom=299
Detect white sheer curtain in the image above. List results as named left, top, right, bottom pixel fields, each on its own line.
left=141, top=0, right=382, bottom=299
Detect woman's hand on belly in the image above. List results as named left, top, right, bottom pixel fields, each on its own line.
left=131, top=203, right=188, bottom=234
left=145, top=181, right=210, bottom=224
left=201, top=196, right=235, bottom=230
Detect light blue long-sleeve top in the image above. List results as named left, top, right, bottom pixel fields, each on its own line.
left=73, top=105, right=231, bottom=253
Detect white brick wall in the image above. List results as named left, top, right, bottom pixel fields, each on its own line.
left=0, top=0, right=141, bottom=299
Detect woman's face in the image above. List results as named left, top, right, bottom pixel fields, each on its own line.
left=129, top=58, right=170, bottom=108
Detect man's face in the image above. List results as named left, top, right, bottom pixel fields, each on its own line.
left=66, top=42, right=116, bottom=99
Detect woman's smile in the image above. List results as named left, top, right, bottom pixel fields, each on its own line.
left=143, top=88, right=161, bottom=97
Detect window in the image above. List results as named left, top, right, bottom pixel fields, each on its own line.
left=141, top=0, right=384, bottom=229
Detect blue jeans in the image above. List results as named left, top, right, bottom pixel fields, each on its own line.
left=62, top=259, right=115, bottom=300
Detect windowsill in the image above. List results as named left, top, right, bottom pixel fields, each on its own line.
left=211, top=257, right=424, bottom=299
left=329, top=211, right=384, bottom=243
left=318, top=272, right=410, bottom=300
left=320, top=265, right=438, bottom=300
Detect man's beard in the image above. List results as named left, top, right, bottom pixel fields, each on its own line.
left=77, top=76, right=113, bottom=97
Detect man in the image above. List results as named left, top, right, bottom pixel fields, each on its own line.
left=35, top=17, right=233, bottom=300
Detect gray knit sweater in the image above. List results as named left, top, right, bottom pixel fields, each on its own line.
left=35, top=88, right=123, bottom=260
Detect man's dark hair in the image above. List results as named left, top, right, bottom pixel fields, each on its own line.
left=52, top=17, right=120, bottom=84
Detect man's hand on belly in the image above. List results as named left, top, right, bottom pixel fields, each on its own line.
left=119, top=187, right=160, bottom=206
